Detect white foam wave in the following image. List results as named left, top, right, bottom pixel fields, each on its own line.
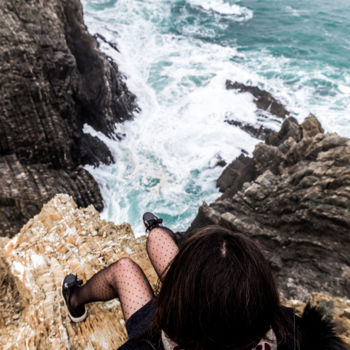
left=285, top=6, right=302, bottom=17
left=81, top=0, right=350, bottom=235
left=189, top=0, right=253, bottom=20
left=240, top=49, right=350, bottom=136
left=81, top=0, right=269, bottom=234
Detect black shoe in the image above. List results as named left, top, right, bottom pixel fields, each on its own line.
left=62, top=274, right=87, bottom=322
left=143, top=212, right=163, bottom=233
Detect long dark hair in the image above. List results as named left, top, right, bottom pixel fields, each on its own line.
left=154, top=225, right=290, bottom=350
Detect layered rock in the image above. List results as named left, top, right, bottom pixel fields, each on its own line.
left=190, top=115, right=350, bottom=300
left=0, top=194, right=157, bottom=349
left=0, top=0, right=138, bottom=237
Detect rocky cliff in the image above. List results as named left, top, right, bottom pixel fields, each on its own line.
left=189, top=114, right=350, bottom=301
left=0, top=0, right=137, bottom=238
left=0, top=194, right=349, bottom=349
left=0, top=194, right=157, bottom=349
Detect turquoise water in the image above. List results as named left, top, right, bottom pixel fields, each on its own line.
left=82, top=0, right=350, bottom=235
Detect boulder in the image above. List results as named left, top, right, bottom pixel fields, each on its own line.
left=190, top=115, right=350, bottom=301
left=0, top=0, right=138, bottom=237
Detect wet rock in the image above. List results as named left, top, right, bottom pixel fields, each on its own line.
left=226, top=80, right=290, bottom=119
left=77, top=134, right=114, bottom=167
left=94, top=33, right=120, bottom=53
left=225, top=119, right=274, bottom=140
left=225, top=80, right=291, bottom=142
left=190, top=115, right=350, bottom=300
left=0, top=0, right=138, bottom=237
left=0, top=194, right=157, bottom=349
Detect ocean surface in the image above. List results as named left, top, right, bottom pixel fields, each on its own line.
left=81, top=0, right=350, bottom=236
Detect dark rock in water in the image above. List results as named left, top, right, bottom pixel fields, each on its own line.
left=189, top=115, right=350, bottom=300
left=0, top=0, right=138, bottom=237
left=225, top=80, right=290, bottom=141
left=225, top=120, right=274, bottom=140
left=215, top=159, right=227, bottom=167
left=226, top=80, right=290, bottom=119
left=94, top=33, right=120, bottom=53
left=77, top=134, right=114, bottom=167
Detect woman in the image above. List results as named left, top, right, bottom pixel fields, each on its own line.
left=62, top=214, right=346, bottom=350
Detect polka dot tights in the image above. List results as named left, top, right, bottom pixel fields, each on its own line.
left=146, top=227, right=179, bottom=281
left=70, top=226, right=179, bottom=321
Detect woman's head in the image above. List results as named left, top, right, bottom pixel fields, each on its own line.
left=156, top=225, right=282, bottom=350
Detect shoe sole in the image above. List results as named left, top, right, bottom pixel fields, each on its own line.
left=61, top=286, right=88, bottom=323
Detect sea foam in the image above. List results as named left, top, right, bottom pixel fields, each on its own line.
left=81, top=0, right=350, bottom=235
left=188, top=0, right=253, bottom=20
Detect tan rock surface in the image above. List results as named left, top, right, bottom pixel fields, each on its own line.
left=0, top=194, right=157, bottom=350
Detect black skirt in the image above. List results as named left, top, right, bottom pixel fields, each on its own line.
left=119, top=299, right=161, bottom=350
left=126, top=299, right=155, bottom=339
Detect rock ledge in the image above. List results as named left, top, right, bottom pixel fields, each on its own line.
left=0, top=194, right=156, bottom=349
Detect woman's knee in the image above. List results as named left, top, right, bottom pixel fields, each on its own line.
left=147, top=227, right=177, bottom=250
left=106, top=257, right=138, bottom=280
left=108, top=258, right=137, bottom=286
left=114, top=257, right=137, bottom=270
left=147, top=227, right=167, bottom=246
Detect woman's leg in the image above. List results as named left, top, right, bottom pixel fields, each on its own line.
left=146, top=227, right=179, bottom=281
left=70, top=257, right=153, bottom=321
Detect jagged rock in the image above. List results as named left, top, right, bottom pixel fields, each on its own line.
left=216, top=154, right=257, bottom=195
left=0, top=0, right=138, bottom=237
left=216, top=117, right=301, bottom=198
left=190, top=115, right=350, bottom=300
left=265, top=117, right=302, bottom=146
left=0, top=194, right=157, bottom=349
left=301, top=113, right=324, bottom=138
left=226, top=80, right=290, bottom=119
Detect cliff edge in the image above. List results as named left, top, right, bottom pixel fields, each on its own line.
left=0, top=194, right=349, bottom=349
left=0, top=194, right=157, bottom=349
